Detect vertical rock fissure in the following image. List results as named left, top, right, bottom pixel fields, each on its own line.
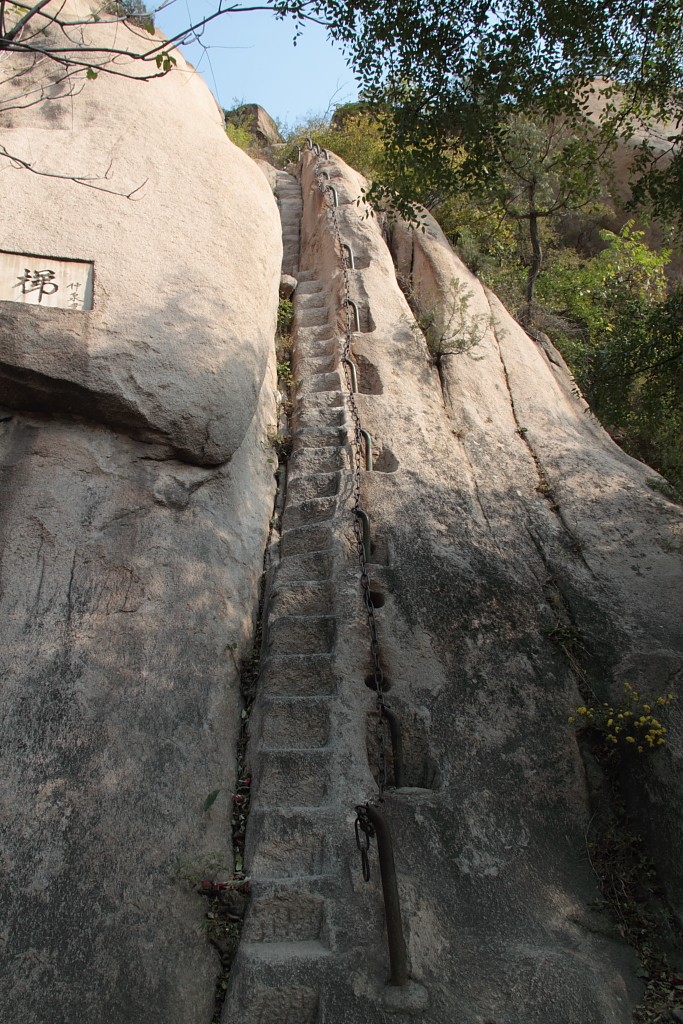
left=486, top=295, right=598, bottom=576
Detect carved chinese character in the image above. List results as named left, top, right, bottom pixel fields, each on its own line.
left=15, top=269, right=59, bottom=303
left=67, top=281, right=82, bottom=309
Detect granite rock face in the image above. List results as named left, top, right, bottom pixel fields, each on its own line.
left=2, top=25, right=683, bottom=1022
left=0, top=0, right=281, bottom=465
left=219, top=148, right=682, bottom=1024
left=0, top=7, right=281, bottom=1023
left=226, top=103, right=285, bottom=145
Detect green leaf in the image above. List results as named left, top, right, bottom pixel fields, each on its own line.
left=203, top=789, right=221, bottom=812
left=86, top=68, right=98, bottom=80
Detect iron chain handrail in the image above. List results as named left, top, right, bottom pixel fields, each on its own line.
left=308, top=145, right=391, bottom=808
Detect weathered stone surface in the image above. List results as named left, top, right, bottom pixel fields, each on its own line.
left=0, top=9, right=281, bottom=1023
left=267, top=149, right=683, bottom=1022
left=0, top=3, right=281, bottom=465
left=226, top=103, right=284, bottom=145
left=0, top=355, right=276, bottom=1023
left=280, top=274, right=298, bottom=298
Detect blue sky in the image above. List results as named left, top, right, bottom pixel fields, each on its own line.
left=156, top=2, right=359, bottom=129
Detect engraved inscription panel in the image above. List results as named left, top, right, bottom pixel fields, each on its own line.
left=0, top=251, right=94, bottom=310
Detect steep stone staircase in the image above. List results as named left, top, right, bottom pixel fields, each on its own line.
left=223, top=173, right=358, bottom=1024
left=275, top=170, right=302, bottom=278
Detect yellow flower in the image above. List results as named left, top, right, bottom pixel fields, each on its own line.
left=637, top=746, right=644, bottom=753
left=625, top=736, right=636, bottom=744
left=567, top=716, right=575, bottom=724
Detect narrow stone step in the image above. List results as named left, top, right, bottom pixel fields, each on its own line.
left=243, top=890, right=327, bottom=943
left=295, top=307, right=329, bottom=329
left=267, top=580, right=334, bottom=617
left=287, top=446, right=348, bottom=477
left=258, top=653, right=338, bottom=697
left=247, top=808, right=335, bottom=877
left=293, top=354, right=339, bottom=380
left=297, top=371, right=342, bottom=396
left=295, top=270, right=318, bottom=283
left=257, top=696, right=331, bottom=749
left=222, top=975, right=321, bottom=1024
left=296, top=323, right=337, bottom=344
left=295, top=404, right=345, bottom=431
left=276, top=551, right=334, bottom=583
left=282, top=497, right=339, bottom=531
left=265, top=614, right=336, bottom=655
left=280, top=523, right=335, bottom=556
left=286, top=472, right=341, bottom=503
left=239, top=939, right=330, bottom=961
left=255, top=749, right=332, bottom=806
left=295, top=280, right=323, bottom=295
left=294, top=335, right=337, bottom=361
left=293, top=426, right=347, bottom=450
left=296, top=292, right=327, bottom=309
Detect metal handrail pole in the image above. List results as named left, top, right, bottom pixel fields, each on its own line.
left=364, top=803, right=409, bottom=987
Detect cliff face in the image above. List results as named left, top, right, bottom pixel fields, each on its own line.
left=0, top=8, right=281, bottom=1022
left=220, top=150, right=681, bottom=1024
left=1, top=17, right=682, bottom=1023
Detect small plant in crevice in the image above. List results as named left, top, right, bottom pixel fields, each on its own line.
left=578, top=733, right=683, bottom=1024
left=409, top=278, right=492, bottom=366
left=277, top=297, right=294, bottom=337
left=266, top=425, right=293, bottom=461
left=647, top=476, right=683, bottom=505
left=275, top=297, right=297, bottom=430
left=568, top=683, right=674, bottom=755
left=542, top=613, right=587, bottom=679
left=197, top=877, right=251, bottom=1022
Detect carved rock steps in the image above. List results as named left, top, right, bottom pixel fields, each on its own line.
left=275, top=171, right=302, bottom=277
left=222, top=270, right=352, bottom=1024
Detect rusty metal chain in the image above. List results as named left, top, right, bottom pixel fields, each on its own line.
left=303, top=144, right=391, bottom=831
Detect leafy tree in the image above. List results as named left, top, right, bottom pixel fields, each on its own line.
left=470, top=112, right=610, bottom=319
left=317, top=0, right=683, bottom=231
left=537, top=223, right=682, bottom=492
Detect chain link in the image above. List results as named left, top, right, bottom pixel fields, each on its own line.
left=308, top=144, right=390, bottom=803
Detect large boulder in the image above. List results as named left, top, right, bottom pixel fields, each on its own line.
left=0, top=0, right=281, bottom=465
left=225, top=103, right=284, bottom=146
left=0, top=5, right=281, bottom=1022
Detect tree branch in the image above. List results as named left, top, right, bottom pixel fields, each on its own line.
left=0, top=145, right=148, bottom=198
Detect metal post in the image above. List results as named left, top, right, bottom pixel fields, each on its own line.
left=321, top=170, right=330, bottom=180
left=360, top=429, right=373, bottom=471
left=313, top=142, right=321, bottom=155
left=326, top=184, right=339, bottom=207
left=306, top=136, right=313, bottom=150
left=345, top=298, right=361, bottom=333
left=355, top=508, right=370, bottom=560
left=321, top=148, right=329, bottom=158
left=341, top=242, right=355, bottom=270
left=294, top=144, right=301, bottom=160
left=342, top=357, right=358, bottom=393
left=381, top=708, right=404, bottom=788
left=364, top=803, right=409, bottom=987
